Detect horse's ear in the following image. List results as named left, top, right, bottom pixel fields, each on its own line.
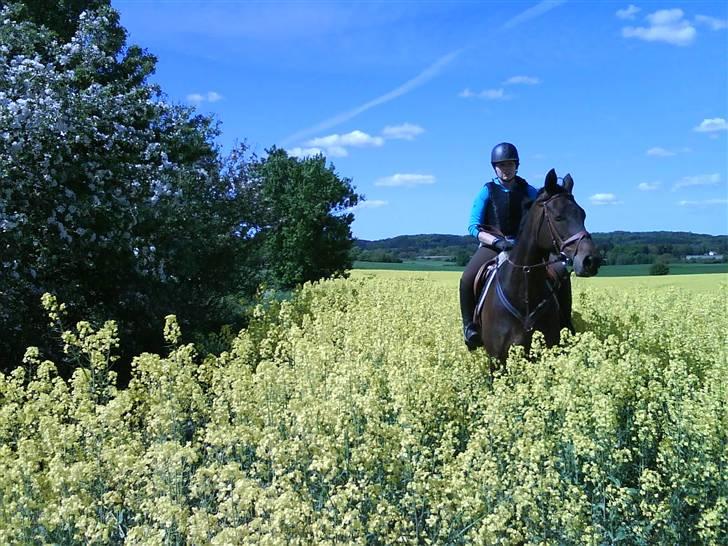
left=563, top=173, right=574, bottom=193
left=544, top=168, right=558, bottom=194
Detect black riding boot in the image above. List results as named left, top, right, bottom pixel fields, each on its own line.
left=460, top=246, right=495, bottom=351
left=459, top=277, right=482, bottom=351
left=463, top=321, right=482, bottom=351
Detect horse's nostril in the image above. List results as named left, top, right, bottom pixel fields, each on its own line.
left=582, top=255, right=599, bottom=273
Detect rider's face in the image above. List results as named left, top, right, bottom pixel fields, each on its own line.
left=494, top=161, right=517, bottom=182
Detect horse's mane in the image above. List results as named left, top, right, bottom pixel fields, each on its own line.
left=516, top=184, right=569, bottom=239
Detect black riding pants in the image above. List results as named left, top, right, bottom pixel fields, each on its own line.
left=459, top=245, right=497, bottom=325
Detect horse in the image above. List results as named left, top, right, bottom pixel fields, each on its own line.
left=477, top=168, right=600, bottom=363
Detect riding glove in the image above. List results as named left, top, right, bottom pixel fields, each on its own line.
left=493, top=238, right=515, bottom=252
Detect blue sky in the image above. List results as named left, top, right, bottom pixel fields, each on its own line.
left=113, top=1, right=727, bottom=239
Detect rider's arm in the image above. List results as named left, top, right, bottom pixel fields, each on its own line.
left=468, top=185, right=490, bottom=239
left=469, top=185, right=508, bottom=246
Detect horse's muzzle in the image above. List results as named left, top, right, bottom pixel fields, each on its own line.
left=573, top=252, right=600, bottom=277
left=568, top=236, right=600, bottom=277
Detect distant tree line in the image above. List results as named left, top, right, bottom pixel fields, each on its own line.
left=0, top=1, right=359, bottom=376
left=355, top=234, right=476, bottom=262
left=350, top=248, right=402, bottom=263
left=595, top=231, right=726, bottom=265
left=354, top=232, right=728, bottom=265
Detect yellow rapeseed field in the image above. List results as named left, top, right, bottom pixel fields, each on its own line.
left=0, top=274, right=726, bottom=544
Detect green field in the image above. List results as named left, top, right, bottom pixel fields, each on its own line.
left=353, top=259, right=463, bottom=271
left=595, top=262, right=728, bottom=276
left=352, top=268, right=727, bottom=294
left=354, top=260, right=728, bottom=277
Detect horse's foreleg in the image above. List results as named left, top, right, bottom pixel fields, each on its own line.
left=557, top=275, right=575, bottom=334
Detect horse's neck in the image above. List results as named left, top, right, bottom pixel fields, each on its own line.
left=503, top=208, right=549, bottom=298
left=512, top=205, right=550, bottom=266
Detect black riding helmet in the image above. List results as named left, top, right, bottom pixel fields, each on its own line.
left=491, top=142, right=519, bottom=167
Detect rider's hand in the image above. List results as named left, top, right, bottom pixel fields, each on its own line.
left=493, top=238, right=514, bottom=252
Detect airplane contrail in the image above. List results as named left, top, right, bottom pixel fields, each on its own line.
left=281, top=1, right=567, bottom=147
left=281, top=48, right=463, bottom=146
left=503, top=0, right=567, bottom=30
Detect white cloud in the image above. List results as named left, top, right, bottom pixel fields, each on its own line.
left=307, top=130, right=384, bottom=149
left=481, top=89, right=508, bottom=100
left=678, top=198, right=728, bottom=206
left=504, top=75, right=541, bottom=85
left=616, top=5, right=640, bottom=20
left=695, top=15, right=728, bottom=31
left=326, top=146, right=348, bottom=157
left=292, top=125, right=423, bottom=159
left=622, top=9, right=696, bottom=46
left=649, top=9, right=686, bottom=26
left=646, top=147, right=675, bottom=157
left=694, top=118, right=728, bottom=133
left=672, top=173, right=721, bottom=190
left=638, top=182, right=661, bottom=191
left=354, top=199, right=389, bottom=209
left=589, top=193, right=621, bottom=205
left=288, top=145, right=346, bottom=158
left=375, top=173, right=436, bottom=188
left=382, top=123, right=424, bottom=140
left=459, top=88, right=509, bottom=100
left=186, top=91, right=224, bottom=104
left=287, top=147, right=324, bottom=158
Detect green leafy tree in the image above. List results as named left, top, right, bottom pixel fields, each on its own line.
left=649, top=262, right=670, bottom=276
left=456, top=251, right=471, bottom=267
left=254, top=149, right=360, bottom=289
left=0, top=2, right=256, bottom=369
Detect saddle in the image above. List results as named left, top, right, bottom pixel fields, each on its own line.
left=472, top=253, right=505, bottom=326
left=472, top=254, right=567, bottom=327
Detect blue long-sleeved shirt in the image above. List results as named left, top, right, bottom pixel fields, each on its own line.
left=468, top=177, right=539, bottom=238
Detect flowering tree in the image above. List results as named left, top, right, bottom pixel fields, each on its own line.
left=0, top=3, right=255, bottom=368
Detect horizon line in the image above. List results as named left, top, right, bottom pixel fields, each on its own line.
left=353, top=229, right=728, bottom=241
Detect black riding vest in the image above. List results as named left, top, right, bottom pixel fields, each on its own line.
left=483, top=177, right=531, bottom=237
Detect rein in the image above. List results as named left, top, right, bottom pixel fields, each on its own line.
left=496, top=193, right=591, bottom=331
left=495, top=267, right=560, bottom=332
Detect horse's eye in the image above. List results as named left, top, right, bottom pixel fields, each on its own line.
left=554, top=216, right=564, bottom=222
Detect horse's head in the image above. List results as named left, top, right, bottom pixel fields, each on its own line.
left=532, top=169, right=600, bottom=277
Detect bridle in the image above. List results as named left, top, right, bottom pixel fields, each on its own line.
left=495, top=192, right=592, bottom=331
left=540, top=193, right=591, bottom=265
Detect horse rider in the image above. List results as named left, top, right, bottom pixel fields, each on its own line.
left=459, top=142, right=538, bottom=350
